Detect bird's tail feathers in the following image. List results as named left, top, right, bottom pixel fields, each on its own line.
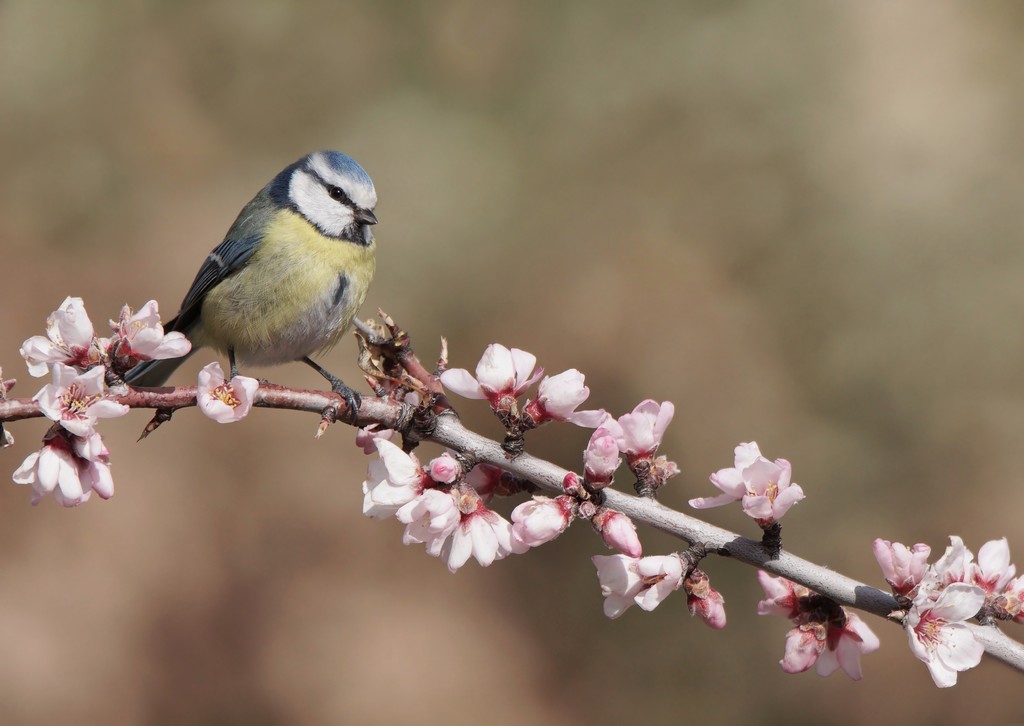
left=124, top=350, right=194, bottom=387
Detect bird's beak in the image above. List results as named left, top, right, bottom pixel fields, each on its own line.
left=354, top=208, right=378, bottom=226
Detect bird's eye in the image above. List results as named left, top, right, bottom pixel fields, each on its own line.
left=327, top=185, right=347, bottom=203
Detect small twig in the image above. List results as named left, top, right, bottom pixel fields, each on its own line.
left=137, top=408, right=174, bottom=441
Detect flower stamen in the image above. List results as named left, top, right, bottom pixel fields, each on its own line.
left=211, top=383, right=241, bottom=408
left=60, top=383, right=100, bottom=416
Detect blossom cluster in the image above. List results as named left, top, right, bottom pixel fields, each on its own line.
left=11, top=297, right=257, bottom=506
left=441, top=343, right=680, bottom=497
left=356, top=344, right=687, bottom=570
left=362, top=438, right=523, bottom=571
left=9, top=318, right=1016, bottom=689
left=440, top=345, right=603, bottom=427
left=12, top=297, right=192, bottom=505
left=360, top=435, right=644, bottom=573
left=408, top=344, right=731, bottom=625
left=427, top=344, right=819, bottom=633
left=592, top=553, right=726, bottom=628
left=20, top=297, right=190, bottom=378
left=874, top=535, right=1023, bottom=687
left=756, top=572, right=879, bottom=679
left=584, top=399, right=680, bottom=496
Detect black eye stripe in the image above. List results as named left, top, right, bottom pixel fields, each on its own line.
left=326, top=184, right=353, bottom=206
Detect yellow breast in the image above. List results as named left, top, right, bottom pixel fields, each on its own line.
left=198, top=209, right=376, bottom=365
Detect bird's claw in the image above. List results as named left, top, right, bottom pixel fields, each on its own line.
left=332, top=382, right=362, bottom=425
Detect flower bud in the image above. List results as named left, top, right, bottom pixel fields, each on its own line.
left=584, top=428, right=620, bottom=488
left=592, top=507, right=641, bottom=557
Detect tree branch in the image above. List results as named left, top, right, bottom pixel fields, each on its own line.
left=3, top=382, right=1022, bottom=674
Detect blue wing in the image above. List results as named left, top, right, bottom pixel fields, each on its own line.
left=168, top=234, right=259, bottom=333
left=124, top=237, right=255, bottom=387
left=165, top=190, right=278, bottom=333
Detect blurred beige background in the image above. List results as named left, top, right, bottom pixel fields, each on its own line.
left=2, top=1, right=1024, bottom=723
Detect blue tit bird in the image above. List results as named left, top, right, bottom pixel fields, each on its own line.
left=125, top=150, right=378, bottom=414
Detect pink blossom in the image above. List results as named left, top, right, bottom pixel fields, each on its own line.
left=689, top=441, right=805, bottom=524
left=780, top=622, right=825, bottom=674
left=354, top=424, right=395, bottom=454
left=684, top=569, right=727, bottom=629
left=919, top=536, right=1020, bottom=620
left=445, top=497, right=524, bottom=572
left=905, top=582, right=986, bottom=687
left=465, top=462, right=503, bottom=502
left=611, top=400, right=674, bottom=458
left=1006, top=575, right=1024, bottom=624
left=523, top=369, right=606, bottom=427
left=583, top=427, right=620, bottom=488
left=592, top=554, right=685, bottom=618
left=361, top=461, right=397, bottom=518
left=756, top=571, right=811, bottom=620
left=70, top=431, right=114, bottom=501
left=12, top=428, right=114, bottom=506
left=197, top=362, right=258, bottom=423
left=633, top=555, right=685, bottom=611
left=439, top=344, right=544, bottom=409
left=361, top=439, right=429, bottom=518
left=814, top=613, right=879, bottom=680
left=592, top=555, right=645, bottom=618
left=758, top=569, right=879, bottom=680
left=873, top=538, right=931, bottom=597
left=428, top=452, right=462, bottom=484
left=396, top=489, right=460, bottom=556
left=925, top=535, right=973, bottom=591
left=760, top=570, right=880, bottom=680
left=110, top=300, right=191, bottom=366
left=393, top=486, right=525, bottom=571
left=511, top=495, right=573, bottom=548
left=20, top=296, right=99, bottom=376
left=35, top=364, right=129, bottom=436
left=971, top=538, right=1017, bottom=594
left=375, top=439, right=428, bottom=491
left=592, top=507, right=642, bottom=557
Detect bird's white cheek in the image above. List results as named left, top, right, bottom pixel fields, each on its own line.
left=289, top=172, right=352, bottom=236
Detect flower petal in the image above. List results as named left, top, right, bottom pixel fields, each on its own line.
left=689, top=493, right=741, bottom=510
left=439, top=368, right=487, bottom=399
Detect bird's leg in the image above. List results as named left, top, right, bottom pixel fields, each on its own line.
left=303, top=356, right=361, bottom=424
left=228, top=348, right=240, bottom=379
